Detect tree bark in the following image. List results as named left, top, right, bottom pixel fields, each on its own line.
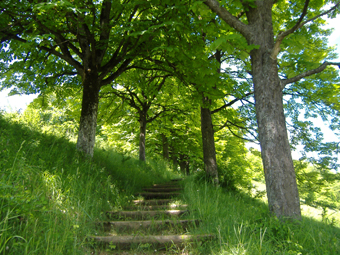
left=76, top=71, right=100, bottom=157
left=246, top=3, right=301, bottom=219
left=200, top=105, right=219, bottom=184
left=161, top=133, right=169, bottom=160
left=139, top=111, right=147, bottom=161
left=204, top=0, right=301, bottom=219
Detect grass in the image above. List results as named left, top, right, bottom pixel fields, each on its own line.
left=1, top=111, right=340, bottom=254
left=182, top=177, right=340, bottom=254
left=0, top=112, right=176, bottom=254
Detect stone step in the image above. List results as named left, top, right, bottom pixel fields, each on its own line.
left=136, top=192, right=181, bottom=199
left=107, top=210, right=188, bottom=220
left=142, top=187, right=183, bottom=192
left=132, top=199, right=174, bottom=205
left=152, top=183, right=182, bottom=187
left=124, top=204, right=188, bottom=211
left=170, top=178, right=183, bottom=182
left=89, top=234, right=215, bottom=249
left=99, top=219, right=200, bottom=232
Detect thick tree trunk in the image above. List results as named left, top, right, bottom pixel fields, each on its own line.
left=139, top=112, right=147, bottom=161
left=203, top=0, right=301, bottom=219
left=200, top=105, right=219, bottom=184
left=76, top=71, right=100, bottom=157
left=247, top=3, right=301, bottom=219
left=253, top=62, right=301, bottom=219
left=161, top=133, right=169, bottom=160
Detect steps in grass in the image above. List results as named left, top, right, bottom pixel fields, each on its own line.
left=135, top=192, right=182, bottom=199
left=135, top=183, right=183, bottom=199
left=89, top=178, right=214, bottom=252
left=107, top=209, right=189, bottom=220
left=142, top=187, right=183, bottom=192
left=152, top=183, right=183, bottom=188
left=90, top=234, right=215, bottom=249
left=132, top=199, right=174, bottom=206
left=123, top=204, right=188, bottom=211
left=99, top=219, right=200, bottom=232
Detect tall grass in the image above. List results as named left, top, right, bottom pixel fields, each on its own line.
left=183, top=177, right=340, bottom=254
left=0, top=112, right=175, bottom=254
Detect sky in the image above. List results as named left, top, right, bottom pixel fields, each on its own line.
left=0, top=88, right=37, bottom=113
left=0, top=13, right=340, bottom=159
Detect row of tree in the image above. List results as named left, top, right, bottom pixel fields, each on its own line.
left=1, top=0, right=340, bottom=219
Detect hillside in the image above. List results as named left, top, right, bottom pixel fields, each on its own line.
left=1, top=112, right=340, bottom=254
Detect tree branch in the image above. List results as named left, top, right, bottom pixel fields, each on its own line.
left=211, top=91, right=254, bottom=114
left=281, top=62, right=340, bottom=88
left=110, top=86, right=142, bottom=112
left=96, top=0, right=112, bottom=64
left=216, top=119, right=257, bottom=142
left=147, top=107, right=166, bottom=123
left=271, top=1, right=340, bottom=60
left=150, top=75, right=170, bottom=101
left=101, top=58, right=134, bottom=86
left=33, top=19, right=84, bottom=72
left=44, top=71, right=78, bottom=85
left=203, top=0, right=252, bottom=39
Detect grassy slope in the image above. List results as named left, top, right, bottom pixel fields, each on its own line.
left=0, top=113, right=175, bottom=254
left=183, top=178, right=340, bottom=254
left=1, top=113, right=340, bottom=254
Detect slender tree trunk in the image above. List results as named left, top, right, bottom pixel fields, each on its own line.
left=200, top=104, right=219, bottom=184
left=173, top=155, right=178, bottom=171
left=171, top=147, right=178, bottom=171
left=247, top=4, right=301, bottom=219
left=76, top=71, right=100, bottom=157
left=161, top=133, right=169, bottom=160
left=200, top=51, right=221, bottom=184
left=139, top=112, right=147, bottom=161
left=185, top=158, right=190, bottom=175
left=179, top=154, right=190, bottom=175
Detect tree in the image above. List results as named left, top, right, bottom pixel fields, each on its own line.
left=103, top=68, right=171, bottom=161
left=203, top=0, right=340, bottom=219
left=157, top=33, right=254, bottom=183
left=0, top=0, right=181, bottom=156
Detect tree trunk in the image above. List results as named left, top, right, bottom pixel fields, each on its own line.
left=161, top=133, right=169, bottom=160
left=185, top=159, right=190, bottom=175
left=200, top=105, right=219, bottom=184
left=247, top=3, right=301, bottom=219
left=139, top=111, right=147, bottom=161
left=76, top=71, right=100, bottom=157
left=179, top=154, right=190, bottom=175
left=171, top=147, right=178, bottom=171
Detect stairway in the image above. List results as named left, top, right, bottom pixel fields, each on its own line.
left=87, top=179, right=214, bottom=253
